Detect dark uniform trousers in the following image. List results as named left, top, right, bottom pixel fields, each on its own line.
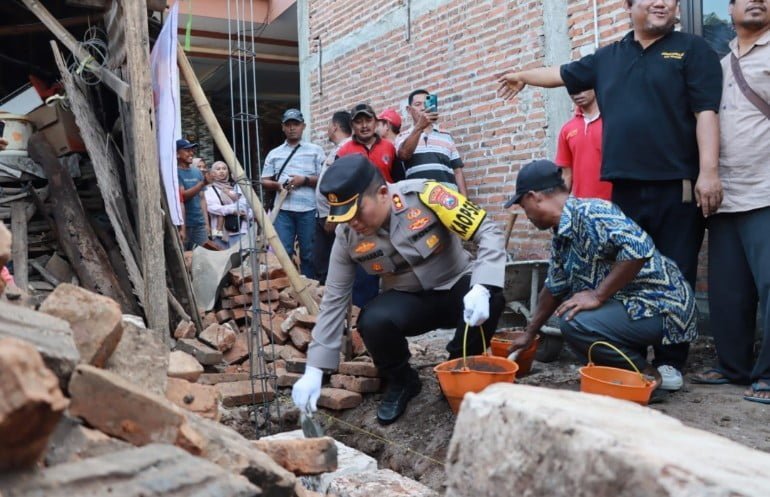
left=356, top=275, right=505, bottom=380
left=612, top=180, right=705, bottom=371
left=708, top=207, right=770, bottom=384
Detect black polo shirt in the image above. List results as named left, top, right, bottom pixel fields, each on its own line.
left=560, top=30, right=722, bottom=182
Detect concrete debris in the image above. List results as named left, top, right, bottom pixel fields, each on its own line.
left=168, top=350, right=204, bottom=382
left=252, top=437, right=338, bottom=476
left=44, top=415, right=130, bottom=466
left=175, top=338, right=223, bottom=365
left=327, top=469, right=438, bottom=497
left=200, top=323, right=238, bottom=352
left=166, top=377, right=220, bottom=421
left=106, top=321, right=168, bottom=396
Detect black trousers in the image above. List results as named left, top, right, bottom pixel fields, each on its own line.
left=612, top=180, right=705, bottom=370
left=313, top=217, right=335, bottom=285
left=356, top=275, right=505, bottom=378
left=708, top=207, right=770, bottom=384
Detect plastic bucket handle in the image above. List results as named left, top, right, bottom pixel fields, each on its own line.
left=586, top=341, right=653, bottom=386
left=461, top=323, right=489, bottom=370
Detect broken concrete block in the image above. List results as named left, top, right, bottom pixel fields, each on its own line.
left=264, top=344, right=286, bottom=362
left=173, top=319, right=197, bottom=339
left=168, top=350, right=204, bottom=382
left=44, top=415, right=130, bottom=466
left=0, top=444, right=261, bottom=496
left=0, top=337, right=69, bottom=470
left=184, top=413, right=296, bottom=496
left=445, top=384, right=770, bottom=497
left=68, top=364, right=201, bottom=452
left=294, top=313, right=317, bottom=328
left=106, top=321, right=168, bottom=396
left=166, top=378, right=220, bottom=421
left=199, top=323, right=237, bottom=352
left=39, top=283, right=123, bottom=368
left=285, top=358, right=307, bottom=374
left=276, top=368, right=302, bottom=388
left=330, top=374, right=381, bottom=394
left=0, top=301, right=80, bottom=389
left=278, top=288, right=299, bottom=309
left=44, top=253, right=74, bottom=283
left=338, top=362, right=379, bottom=378
left=328, top=469, right=438, bottom=497
left=216, top=380, right=275, bottom=407
left=252, top=437, right=337, bottom=476
left=197, top=372, right=250, bottom=385
left=223, top=332, right=251, bottom=365
left=317, top=388, right=362, bottom=410
left=175, top=338, right=223, bottom=366
left=289, top=326, right=312, bottom=351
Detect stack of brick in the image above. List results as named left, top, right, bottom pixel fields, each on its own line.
left=0, top=283, right=338, bottom=497
left=173, top=256, right=382, bottom=413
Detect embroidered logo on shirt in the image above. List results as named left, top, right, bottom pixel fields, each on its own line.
left=406, top=208, right=422, bottom=220
left=565, top=129, right=578, bottom=140
left=392, top=194, right=405, bottom=211
left=354, top=241, right=376, bottom=254
left=382, top=155, right=391, bottom=164
left=426, top=234, right=439, bottom=249
left=661, top=51, right=684, bottom=60
left=409, top=217, right=430, bottom=231
left=426, top=184, right=458, bottom=210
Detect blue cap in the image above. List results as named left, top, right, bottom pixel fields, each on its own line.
left=176, top=139, right=198, bottom=151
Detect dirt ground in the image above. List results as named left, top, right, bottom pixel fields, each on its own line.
left=317, top=329, right=770, bottom=494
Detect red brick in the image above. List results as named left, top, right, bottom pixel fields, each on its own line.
left=199, top=324, right=237, bottom=352
left=289, top=326, right=312, bottom=351
left=174, top=320, right=196, bottom=339
left=337, top=361, right=379, bottom=378
left=222, top=332, right=250, bottom=365
left=197, top=372, right=249, bottom=385
left=215, top=310, right=233, bottom=323
left=330, top=374, right=381, bottom=394
left=251, top=437, right=337, bottom=475
left=165, top=378, right=220, bottom=421
left=261, top=314, right=288, bottom=344
left=215, top=380, right=275, bottom=407
left=317, top=388, right=362, bottom=410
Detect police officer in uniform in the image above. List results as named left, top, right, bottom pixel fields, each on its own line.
left=292, top=154, right=506, bottom=424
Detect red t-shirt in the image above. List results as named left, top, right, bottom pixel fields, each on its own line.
left=336, top=136, right=395, bottom=182
left=554, top=111, right=612, bottom=201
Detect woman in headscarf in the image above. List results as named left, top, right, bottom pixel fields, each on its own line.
left=204, top=161, right=252, bottom=248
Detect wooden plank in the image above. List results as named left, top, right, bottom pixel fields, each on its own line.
left=10, top=202, right=28, bottom=290
left=177, top=45, right=319, bottom=315
left=121, top=0, right=169, bottom=336
left=50, top=42, right=143, bottom=311
left=20, top=0, right=130, bottom=101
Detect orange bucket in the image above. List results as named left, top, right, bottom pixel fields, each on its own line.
left=489, top=330, right=539, bottom=375
left=434, top=325, right=519, bottom=413
left=579, top=341, right=656, bottom=406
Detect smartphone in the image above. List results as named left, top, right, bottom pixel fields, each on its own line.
left=424, top=94, right=438, bottom=113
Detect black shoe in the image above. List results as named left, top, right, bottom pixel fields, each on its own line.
left=376, top=376, right=422, bottom=425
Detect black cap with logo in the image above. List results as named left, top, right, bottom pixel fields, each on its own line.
left=504, top=159, right=566, bottom=208
left=282, top=108, right=304, bottom=123
left=320, top=154, right=377, bottom=223
left=350, top=103, right=376, bottom=120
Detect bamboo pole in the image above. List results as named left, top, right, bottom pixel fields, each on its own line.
left=176, top=44, right=319, bottom=315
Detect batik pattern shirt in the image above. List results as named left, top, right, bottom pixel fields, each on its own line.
left=546, top=197, right=697, bottom=344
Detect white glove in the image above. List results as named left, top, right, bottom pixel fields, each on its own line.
left=463, top=284, right=491, bottom=327
left=292, top=366, right=323, bottom=412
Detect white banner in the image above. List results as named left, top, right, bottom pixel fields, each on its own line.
left=151, top=2, right=183, bottom=225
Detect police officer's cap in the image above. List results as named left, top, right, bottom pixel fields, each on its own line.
left=320, top=154, right=377, bottom=223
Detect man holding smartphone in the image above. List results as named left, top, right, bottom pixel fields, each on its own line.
left=396, top=89, right=468, bottom=196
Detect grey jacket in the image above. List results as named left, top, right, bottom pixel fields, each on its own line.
left=306, top=179, right=506, bottom=370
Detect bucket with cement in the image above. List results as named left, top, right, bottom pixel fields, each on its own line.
left=434, top=325, right=518, bottom=414
left=579, top=341, right=656, bottom=406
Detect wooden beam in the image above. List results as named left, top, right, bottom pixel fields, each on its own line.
left=178, top=28, right=298, bottom=48
left=50, top=41, right=144, bottom=311
left=10, top=203, right=28, bottom=291
left=0, top=16, right=93, bottom=37
left=177, top=43, right=319, bottom=316
left=121, top=0, right=170, bottom=336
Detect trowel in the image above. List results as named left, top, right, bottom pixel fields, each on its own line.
left=300, top=404, right=324, bottom=438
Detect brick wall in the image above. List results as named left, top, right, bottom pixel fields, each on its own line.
left=303, top=0, right=709, bottom=292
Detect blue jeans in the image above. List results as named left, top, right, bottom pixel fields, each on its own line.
left=274, top=209, right=316, bottom=279
left=184, top=224, right=208, bottom=250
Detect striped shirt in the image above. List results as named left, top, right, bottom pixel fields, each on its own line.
left=262, top=140, right=325, bottom=213
left=395, top=126, right=463, bottom=185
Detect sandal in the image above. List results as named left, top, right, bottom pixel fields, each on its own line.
left=690, top=368, right=730, bottom=385
left=744, top=380, right=770, bottom=405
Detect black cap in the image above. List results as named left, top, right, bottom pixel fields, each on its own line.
left=320, top=155, right=377, bottom=222
left=504, top=159, right=565, bottom=208
left=350, top=103, right=376, bottom=120
left=282, top=108, right=304, bottom=123
left=176, top=139, right=198, bottom=151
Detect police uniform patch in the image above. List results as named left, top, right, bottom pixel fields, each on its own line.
left=426, top=234, right=439, bottom=249
left=419, top=181, right=486, bottom=241
left=354, top=241, right=376, bottom=254
left=409, top=217, right=430, bottom=231
left=426, top=184, right=458, bottom=210
left=406, top=208, right=422, bottom=220
left=392, top=194, right=405, bottom=211
left=371, top=263, right=384, bottom=273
